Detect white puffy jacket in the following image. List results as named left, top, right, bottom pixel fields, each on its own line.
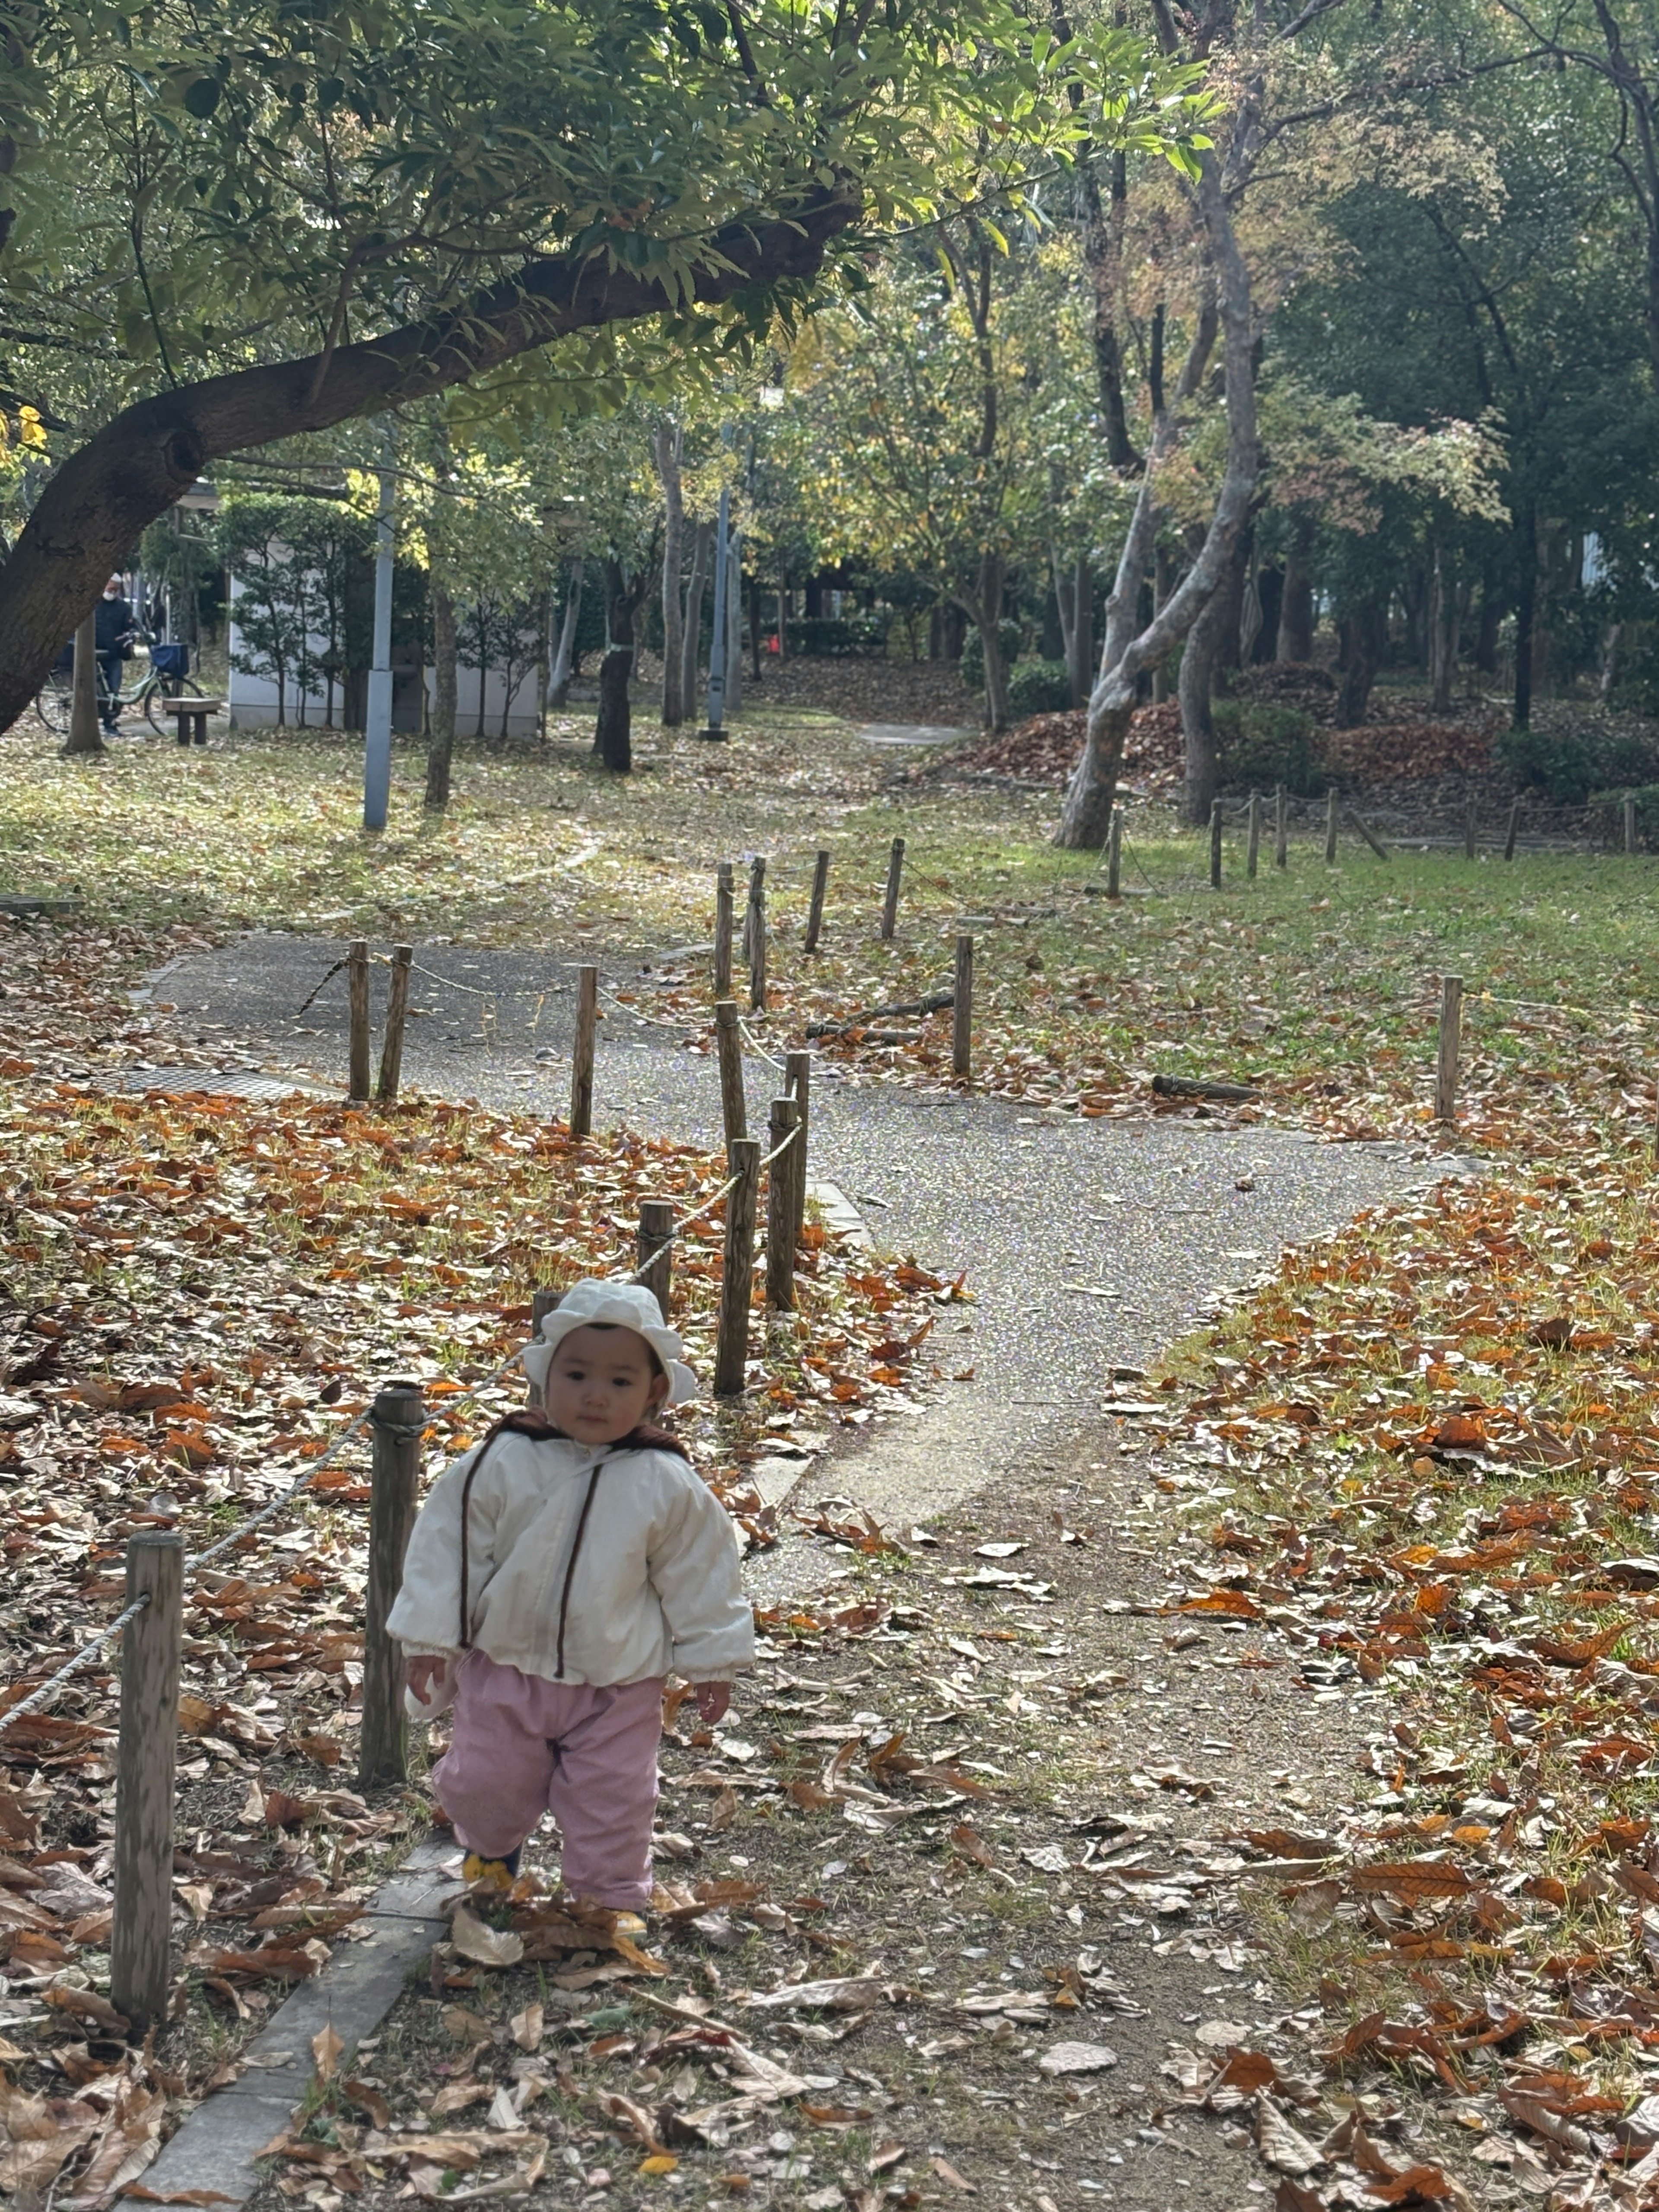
left=386, top=1428, right=754, bottom=1689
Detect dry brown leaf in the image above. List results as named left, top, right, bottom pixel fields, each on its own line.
left=450, top=1907, right=525, bottom=1969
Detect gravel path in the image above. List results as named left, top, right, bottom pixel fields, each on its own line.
left=149, top=933, right=1437, bottom=1574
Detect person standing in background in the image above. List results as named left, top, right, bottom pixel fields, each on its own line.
left=94, top=575, right=136, bottom=734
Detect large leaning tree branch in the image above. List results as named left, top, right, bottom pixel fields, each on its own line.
left=1053, top=143, right=1259, bottom=848
left=0, top=184, right=857, bottom=734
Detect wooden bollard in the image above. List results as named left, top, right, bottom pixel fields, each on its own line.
left=637, top=1198, right=674, bottom=1321
left=714, top=1136, right=760, bottom=1395
left=715, top=998, right=747, bottom=1150
left=1106, top=805, right=1122, bottom=899
left=1465, top=798, right=1478, bottom=861
left=804, top=849, right=830, bottom=954
left=953, top=933, right=974, bottom=1078
left=347, top=938, right=371, bottom=1101
left=714, top=862, right=734, bottom=999
left=766, top=1097, right=802, bottom=1311
left=880, top=836, right=905, bottom=940
left=1324, top=788, right=1338, bottom=865
left=785, top=1048, right=811, bottom=1247
left=1626, top=795, right=1638, bottom=854
left=1246, top=793, right=1261, bottom=880
left=1274, top=783, right=1288, bottom=869
left=110, top=1533, right=183, bottom=2032
left=1344, top=807, right=1392, bottom=861
left=377, top=942, right=413, bottom=1103
left=569, top=964, right=598, bottom=1137
left=1209, top=799, right=1223, bottom=889
left=1435, top=974, right=1463, bottom=1125
left=1504, top=798, right=1521, bottom=861
left=359, top=1381, right=426, bottom=1789
left=748, top=857, right=767, bottom=1013
left=527, top=1287, right=563, bottom=1409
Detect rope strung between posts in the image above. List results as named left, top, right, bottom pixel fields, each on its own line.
left=0, top=1598, right=152, bottom=1731
left=738, top=1017, right=786, bottom=1074
left=597, top=986, right=695, bottom=1035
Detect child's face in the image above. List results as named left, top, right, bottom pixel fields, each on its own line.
left=545, top=1324, right=669, bottom=1444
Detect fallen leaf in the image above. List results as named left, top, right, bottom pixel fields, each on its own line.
left=1037, top=2043, right=1119, bottom=2076
left=310, top=2024, right=343, bottom=2084
left=451, top=1907, right=525, bottom=1969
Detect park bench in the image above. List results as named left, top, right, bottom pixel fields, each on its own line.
left=162, top=696, right=222, bottom=746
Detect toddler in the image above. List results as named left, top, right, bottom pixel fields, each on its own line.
left=388, top=1279, right=753, bottom=1915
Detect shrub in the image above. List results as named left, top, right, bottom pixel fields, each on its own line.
left=960, top=618, right=1024, bottom=692
left=1213, top=700, right=1319, bottom=795
left=1496, top=722, right=1659, bottom=804
left=783, top=613, right=889, bottom=658
left=1007, top=659, right=1074, bottom=717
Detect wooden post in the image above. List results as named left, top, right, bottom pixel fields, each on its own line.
left=880, top=836, right=905, bottom=941
left=1106, top=806, right=1122, bottom=899
left=527, top=1287, right=562, bottom=1410
left=714, top=1136, right=760, bottom=1395
left=359, top=1381, right=425, bottom=1789
left=347, top=939, right=371, bottom=1101
left=785, top=1049, right=811, bottom=1247
left=953, top=932, right=974, bottom=1078
left=1246, top=793, right=1262, bottom=880
left=804, top=849, right=830, bottom=953
left=110, top=1533, right=183, bottom=2031
left=1324, top=788, right=1338, bottom=865
left=715, top=998, right=747, bottom=1150
left=377, top=943, right=413, bottom=1103
left=1344, top=807, right=1392, bottom=861
left=748, top=857, right=767, bottom=1013
left=637, top=1198, right=674, bottom=1321
left=1210, top=799, right=1224, bottom=889
left=1504, top=798, right=1521, bottom=861
left=1465, top=798, right=1478, bottom=861
left=714, top=863, right=734, bottom=999
left=1626, top=795, right=1638, bottom=855
left=569, top=964, right=597, bottom=1136
left=1435, top=975, right=1463, bottom=1126
left=66, top=608, right=105, bottom=757
left=766, top=1097, right=802, bottom=1312
left=1274, top=784, right=1288, bottom=870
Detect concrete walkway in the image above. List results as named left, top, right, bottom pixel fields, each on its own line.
left=147, top=935, right=1433, bottom=1582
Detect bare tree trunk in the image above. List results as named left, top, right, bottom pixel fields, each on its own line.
left=653, top=421, right=686, bottom=725
left=1513, top=502, right=1537, bottom=729
left=1179, top=569, right=1230, bottom=824
left=1057, top=144, right=1256, bottom=850
left=595, top=556, right=635, bottom=773
left=1276, top=540, right=1315, bottom=661
left=426, top=579, right=458, bottom=808
left=680, top=519, right=712, bottom=714
left=963, top=553, right=1010, bottom=732
left=65, top=611, right=105, bottom=756
left=1335, top=601, right=1386, bottom=726
left=1428, top=540, right=1458, bottom=714
left=1474, top=563, right=1503, bottom=674
left=548, top=561, right=582, bottom=709
left=534, top=584, right=552, bottom=740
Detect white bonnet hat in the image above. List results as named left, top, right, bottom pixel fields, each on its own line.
left=520, top=1278, right=700, bottom=1408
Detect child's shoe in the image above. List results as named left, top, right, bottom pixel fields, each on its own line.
left=610, top=1910, right=648, bottom=1939
left=462, top=1847, right=521, bottom=1890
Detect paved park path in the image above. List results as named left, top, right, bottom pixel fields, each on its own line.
left=146, top=933, right=1437, bottom=1580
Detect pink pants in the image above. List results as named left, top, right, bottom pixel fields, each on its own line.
left=432, top=1652, right=663, bottom=1907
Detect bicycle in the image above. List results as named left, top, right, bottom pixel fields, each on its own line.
left=35, top=637, right=212, bottom=737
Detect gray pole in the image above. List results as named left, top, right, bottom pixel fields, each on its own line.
left=725, top=531, right=743, bottom=718
left=700, top=484, right=731, bottom=740
left=363, top=421, right=396, bottom=830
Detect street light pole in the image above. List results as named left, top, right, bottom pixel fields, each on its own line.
left=363, top=421, right=396, bottom=830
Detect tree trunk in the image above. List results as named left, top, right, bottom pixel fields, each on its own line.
left=1276, top=541, right=1315, bottom=661
left=0, top=189, right=858, bottom=736
left=534, top=584, right=552, bottom=740
left=426, top=579, right=458, bottom=808
left=1077, top=154, right=1138, bottom=470
left=1335, top=601, right=1386, bottom=727
left=653, top=420, right=685, bottom=725
left=548, top=561, right=582, bottom=709
left=680, top=518, right=712, bottom=714
left=1428, top=540, right=1458, bottom=715
left=65, top=610, right=104, bottom=756
left=1513, top=503, right=1537, bottom=729
left=1057, top=147, right=1255, bottom=850
left=595, top=557, right=634, bottom=774
left=966, top=552, right=1009, bottom=732
left=750, top=574, right=763, bottom=680
left=1474, top=563, right=1503, bottom=674
left=725, top=534, right=743, bottom=718
left=1252, top=563, right=1283, bottom=663
left=1179, top=564, right=1230, bottom=825
left=1071, top=551, right=1093, bottom=709
left=1215, top=519, right=1252, bottom=673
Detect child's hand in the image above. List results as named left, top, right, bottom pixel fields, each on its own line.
left=405, top=1655, right=449, bottom=1708
left=692, top=1680, right=732, bottom=1726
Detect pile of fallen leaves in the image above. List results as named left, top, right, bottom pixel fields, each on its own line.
left=1138, top=1143, right=1659, bottom=2206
